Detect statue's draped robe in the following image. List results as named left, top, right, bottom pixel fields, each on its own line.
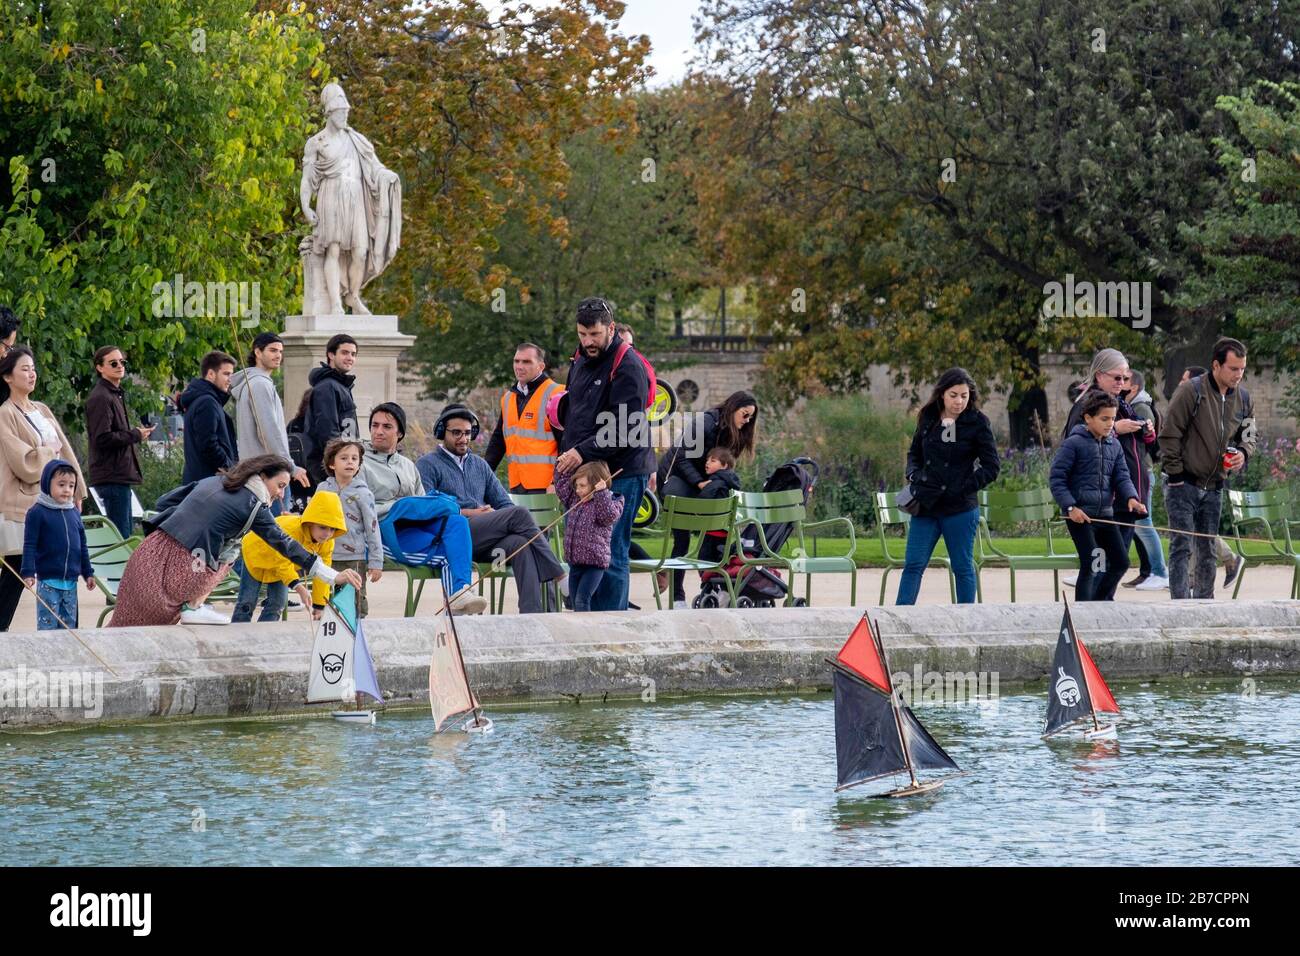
left=302, top=126, right=402, bottom=298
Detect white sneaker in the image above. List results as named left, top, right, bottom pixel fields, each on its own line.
left=180, top=603, right=231, bottom=625
left=557, top=574, right=570, bottom=598
left=286, top=594, right=303, bottom=610
left=1135, top=575, right=1169, bottom=591
left=1062, top=574, right=1077, bottom=588
left=673, top=600, right=688, bottom=610
left=448, top=586, right=488, bottom=615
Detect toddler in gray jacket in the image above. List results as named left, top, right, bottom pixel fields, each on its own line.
left=318, top=438, right=384, bottom=616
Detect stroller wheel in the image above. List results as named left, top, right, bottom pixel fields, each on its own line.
left=758, top=599, right=775, bottom=608
left=649, top=381, right=677, bottom=423
left=691, top=593, right=704, bottom=609
left=791, top=597, right=808, bottom=608
left=633, top=489, right=660, bottom=529
left=736, top=596, right=755, bottom=609
left=699, top=592, right=720, bottom=609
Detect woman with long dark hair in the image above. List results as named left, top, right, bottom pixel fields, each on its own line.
left=896, top=368, right=999, bottom=604
left=108, top=454, right=362, bottom=627
left=0, top=346, right=87, bottom=630
left=655, top=390, right=758, bottom=607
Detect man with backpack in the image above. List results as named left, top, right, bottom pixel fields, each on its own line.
left=556, top=297, right=653, bottom=611
left=1158, top=338, right=1256, bottom=600
left=228, top=332, right=309, bottom=514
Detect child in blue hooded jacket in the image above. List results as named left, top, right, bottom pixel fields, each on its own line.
left=21, top=459, right=95, bottom=629
left=1050, top=390, right=1147, bottom=601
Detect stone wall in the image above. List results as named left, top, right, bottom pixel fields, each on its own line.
left=4, top=601, right=1298, bottom=728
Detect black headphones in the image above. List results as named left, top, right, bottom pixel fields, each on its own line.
left=435, top=403, right=480, bottom=440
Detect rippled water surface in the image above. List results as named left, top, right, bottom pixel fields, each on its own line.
left=3, top=678, right=1299, bottom=865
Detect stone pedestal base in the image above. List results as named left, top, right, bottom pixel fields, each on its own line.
left=280, top=314, right=415, bottom=432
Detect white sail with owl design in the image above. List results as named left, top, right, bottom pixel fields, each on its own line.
left=307, top=585, right=383, bottom=722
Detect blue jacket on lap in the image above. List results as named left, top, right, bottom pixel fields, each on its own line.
left=1050, top=424, right=1139, bottom=518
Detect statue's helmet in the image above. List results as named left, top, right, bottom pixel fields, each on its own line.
left=321, top=83, right=350, bottom=115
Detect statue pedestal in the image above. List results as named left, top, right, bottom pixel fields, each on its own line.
left=280, top=314, right=415, bottom=433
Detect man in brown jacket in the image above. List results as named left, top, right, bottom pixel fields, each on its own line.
left=1158, top=337, right=1256, bottom=600
left=85, top=346, right=153, bottom=537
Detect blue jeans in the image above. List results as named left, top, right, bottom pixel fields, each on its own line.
left=36, top=582, right=79, bottom=630
left=896, top=507, right=980, bottom=605
left=570, top=564, right=605, bottom=612
left=231, top=564, right=289, bottom=623
left=95, top=484, right=134, bottom=539
left=1131, top=480, right=1167, bottom=577
left=592, top=474, right=647, bottom=611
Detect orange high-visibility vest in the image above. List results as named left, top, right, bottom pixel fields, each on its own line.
left=501, top=378, right=564, bottom=490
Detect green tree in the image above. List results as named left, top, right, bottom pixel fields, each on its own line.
left=0, top=0, right=326, bottom=425
left=406, top=86, right=707, bottom=398
left=694, top=0, right=1300, bottom=431
left=1178, top=80, right=1300, bottom=412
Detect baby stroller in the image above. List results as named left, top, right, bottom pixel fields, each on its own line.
left=693, top=457, right=819, bottom=608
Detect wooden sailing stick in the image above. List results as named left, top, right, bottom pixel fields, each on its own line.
left=0, top=558, right=119, bottom=677
left=1083, top=515, right=1277, bottom=546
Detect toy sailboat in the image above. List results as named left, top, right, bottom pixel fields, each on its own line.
left=828, top=613, right=961, bottom=797
left=429, top=595, right=493, bottom=734
left=1042, top=597, right=1120, bottom=740
left=306, top=584, right=384, bottom=724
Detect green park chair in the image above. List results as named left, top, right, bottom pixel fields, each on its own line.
left=874, top=491, right=956, bottom=605
left=629, top=494, right=740, bottom=609
left=976, top=487, right=1078, bottom=603
left=84, top=514, right=141, bottom=627
left=734, top=489, right=857, bottom=607
left=1227, top=489, right=1300, bottom=599
left=490, top=492, right=566, bottom=613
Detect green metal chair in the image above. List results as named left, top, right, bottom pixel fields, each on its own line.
left=629, top=494, right=740, bottom=609
left=1227, top=489, right=1300, bottom=599
left=733, top=489, right=857, bottom=606
left=976, top=487, right=1078, bottom=603
left=873, top=492, right=957, bottom=605
left=84, top=514, right=141, bottom=627
left=491, top=492, right=566, bottom=613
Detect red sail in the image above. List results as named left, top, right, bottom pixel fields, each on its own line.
left=836, top=616, right=891, bottom=694
left=1076, top=634, right=1120, bottom=715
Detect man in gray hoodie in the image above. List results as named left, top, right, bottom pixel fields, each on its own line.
left=229, top=332, right=309, bottom=513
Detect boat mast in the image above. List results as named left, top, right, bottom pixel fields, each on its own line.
left=445, top=583, right=483, bottom=728
left=872, top=617, right=918, bottom=789
left=1064, top=599, right=1100, bottom=732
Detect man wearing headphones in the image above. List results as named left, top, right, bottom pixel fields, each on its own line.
left=416, top=404, right=566, bottom=614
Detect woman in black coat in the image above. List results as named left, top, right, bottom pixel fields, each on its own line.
left=656, top=390, right=758, bottom=606
left=897, top=368, right=1000, bottom=604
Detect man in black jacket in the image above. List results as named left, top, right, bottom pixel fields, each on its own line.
left=180, top=351, right=237, bottom=484
left=85, top=345, right=154, bottom=537
left=304, top=334, right=359, bottom=483
left=556, top=297, right=652, bottom=611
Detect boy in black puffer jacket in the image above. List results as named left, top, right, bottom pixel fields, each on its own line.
left=697, top=448, right=742, bottom=499
left=1050, top=390, right=1147, bottom=601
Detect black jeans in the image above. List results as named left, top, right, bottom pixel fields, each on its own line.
left=1066, top=518, right=1129, bottom=601
left=661, top=475, right=698, bottom=601
left=0, top=553, right=25, bottom=630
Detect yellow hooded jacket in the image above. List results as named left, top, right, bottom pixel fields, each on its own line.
left=240, top=491, right=346, bottom=606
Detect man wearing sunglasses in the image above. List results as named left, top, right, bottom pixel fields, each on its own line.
left=85, top=345, right=154, bottom=538
left=417, top=404, right=566, bottom=613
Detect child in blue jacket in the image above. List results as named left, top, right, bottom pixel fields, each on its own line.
left=21, top=460, right=95, bottom=629
left=1050, top=390, right=1147, bottom=601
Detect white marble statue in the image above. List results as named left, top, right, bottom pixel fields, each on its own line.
left=300, top=82, right=402, bottom=316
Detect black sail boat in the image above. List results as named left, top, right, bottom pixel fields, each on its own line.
left=1042, top=596, right=1121, bottom=740
left=828, top=613, right=961, bottom=797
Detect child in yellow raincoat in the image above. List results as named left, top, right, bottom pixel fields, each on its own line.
left=233, top=490, right=347, bottom=622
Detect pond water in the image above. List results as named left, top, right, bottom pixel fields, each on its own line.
left=3, top=678, right=1298, bottom=865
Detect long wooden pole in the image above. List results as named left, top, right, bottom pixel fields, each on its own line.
left=0, top=559, right=118, bottom=677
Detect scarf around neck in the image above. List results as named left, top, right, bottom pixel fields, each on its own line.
left=244, top=475, right=272, bottom=506
left=37, top=493, right=74, bottom=510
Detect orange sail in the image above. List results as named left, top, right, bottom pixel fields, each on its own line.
left=836, top=615, right=891, bottom=693
left=428, top=608, right=478, bottom=732
left=1076, top=633, right=1120, bottom=715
